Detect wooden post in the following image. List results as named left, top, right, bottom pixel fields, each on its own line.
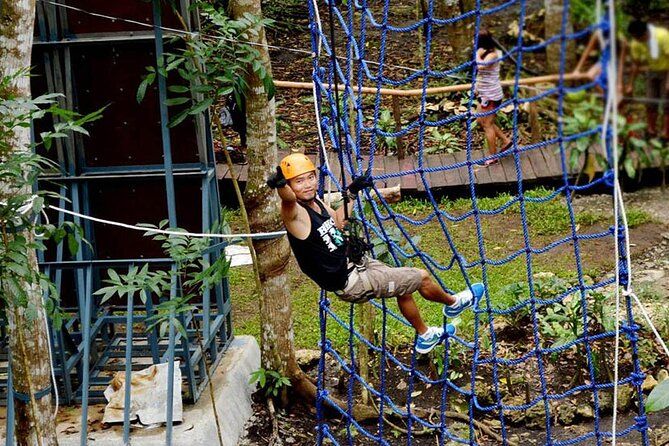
left=358, top=304, right=375, bottom=405
left=392, top=96, right=406, bottom=160
left=529, top=101, right=541, bottom=143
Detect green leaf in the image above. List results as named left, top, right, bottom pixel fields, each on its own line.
left=188, top=98, right=214, bottom=116
left=7, top=263, right=30, bottom=277
left=624, top=157, right=636, bottom=178
left=67, top=234, right=79, bottom=256
left=108, top=268, right=120, bottom=283
left=646, top=379, right=669, bottom=412
left=137, top=74, right=155, bottom=104
left=168, top=108, right=191, bottom=128
left=165, top=97, right=190, bottom=106
left=168, top=85, right=190, bottom=94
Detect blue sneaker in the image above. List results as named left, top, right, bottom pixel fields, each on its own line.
left=415, top=324, right=457, bottom=354
left=443, top=283, right=484, bottom=318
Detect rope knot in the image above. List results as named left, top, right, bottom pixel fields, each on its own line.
left=630, top=372, right=646, bottom=387
left=621, top=323, right=640, bottom=342
left=634, top=415, right=648, bottom=430
left=318, top=389, right=329, bottom=399
left=600, top=19, right=611, bottom=33
left=619, top=263, right=630, bottom=287
left=602, top=169, right=615, bottom=188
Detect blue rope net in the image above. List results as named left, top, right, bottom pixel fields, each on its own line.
left=306, top=0, right=649, bottom=444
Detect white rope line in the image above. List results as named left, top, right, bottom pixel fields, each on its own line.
left=601, top=3, right=669, bottom=442
left=49, top=205, right=286, bottom=239
left=601, top=0, right=622, bottom=439
left=626, top=288, right=669, bottom=358
left=309, top=0, right=334, bottom=206
left=36, top=0, right=430, bottom=77
left=40, top=300, right=59, bottom=419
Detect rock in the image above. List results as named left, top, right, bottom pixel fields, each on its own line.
left=554, top=401, right=578, bottom=425
left=658, top=369, right=669, bottom=383
left=662, top=232, right=669, bottom=241
left=642, top=375, right=658, bottom=391
left=505, top=395, right=545, bottom=428
left=295, top=349, right=321, bottom=367
left=636, top=269, right=665, bottom=283
left=599, top=391, right=612, bottom=412
left=576, top=403, right=594, bottom=420
left=598, top=387, right=634, bottom=413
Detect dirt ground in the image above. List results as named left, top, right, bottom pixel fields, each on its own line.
left=238, top=187, right=669, bottom=446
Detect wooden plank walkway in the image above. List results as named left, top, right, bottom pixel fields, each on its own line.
left=216, top=144, right=630, bottom=192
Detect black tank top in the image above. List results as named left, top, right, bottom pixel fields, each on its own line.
left=286, top=199, right=348, bottom=291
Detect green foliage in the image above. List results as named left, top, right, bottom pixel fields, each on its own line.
left=0, top=69, right=101, bottom=328
left=249, top=367, right=292, bottom=397
left=377, top=109, right=398, bottom=154
left=362, top=202, right=421, bottom=266
left=442, top=187, right=608, bottom=237
left=391, top=197, right=433, bottom=216
left=426, top=127, right=461, bottom=154
left=94, top=216, right=231, bottom=339
left=617, top=117, right=650, bottom=180
left=562, top=96, right=604, bottom=172
left=136, top=2, right=274, bottom=128
left=626, top=208, right=653, bottom=228
left=646, top=377, right=669, bottom=413
left=430, top=344, right=464, bottom=382
left=370, top=226, right=421, bottom=267
left=496, top=281, right=531, bottom=325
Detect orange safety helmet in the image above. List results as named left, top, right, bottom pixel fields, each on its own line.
left=280, top=153, right=316, bottom=180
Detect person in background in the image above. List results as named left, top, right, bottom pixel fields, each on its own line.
left=475, top=29, right=512, bottom=166
left=626, top=19, right=669, bottom=140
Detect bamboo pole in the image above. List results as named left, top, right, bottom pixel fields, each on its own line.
left=275, top=71, right=591, bottom=97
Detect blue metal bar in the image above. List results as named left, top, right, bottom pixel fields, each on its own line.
left=79, top=265, right=93, bottom=446
left=40, top=258, right=173, bottom=267
left=152, top=0, right=179, bottom=442
left=123, top=286, right=134, bottom=444
left=201, top=178, right=212, bottom=354
left=6, top=351, right=15, bottom=445
left=144, top=290, right=162, bottom=363
left=80, top=162, right=203, bottom=175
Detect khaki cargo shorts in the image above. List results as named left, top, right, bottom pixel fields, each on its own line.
left=334, top=256, right=424, bottom=303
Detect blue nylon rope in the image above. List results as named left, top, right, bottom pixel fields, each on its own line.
left=307, top=0, right=649, bottom=444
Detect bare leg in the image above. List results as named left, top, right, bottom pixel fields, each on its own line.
left=396, top=294, right=428, bottom=335
left=416, top=270, right=456, bottom=306
left=494, top=124, right=511, bottom=148
left=476, top=106, right=498, bottom=155
left=478, top=116, right=498, bottom=155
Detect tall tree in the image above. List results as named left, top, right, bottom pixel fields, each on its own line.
left=544, top=0, right=575, bottom=73
left=227, top=0, right=303, bottom=391
left=228, top=0, right=375, bottom=419
left=0, top=1, right=58, bottom=445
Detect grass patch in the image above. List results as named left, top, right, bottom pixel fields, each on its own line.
left=227, top=187, right=655, bottom=351
left=626, top=207, right=653, bottom=228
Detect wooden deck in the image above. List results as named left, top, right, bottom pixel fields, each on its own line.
left=216, top=145, right=600, bottom=192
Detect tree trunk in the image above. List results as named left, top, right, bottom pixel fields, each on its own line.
left=228, top=0, right=298, bottom=380
left=228, top=0, right=377, bottom=421
left=544, top=0, right=575, bottom=73
left=0, top=1, right=58, bottom=445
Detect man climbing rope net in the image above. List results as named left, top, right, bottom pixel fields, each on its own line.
left=267, top=153, right=485, bottom=354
